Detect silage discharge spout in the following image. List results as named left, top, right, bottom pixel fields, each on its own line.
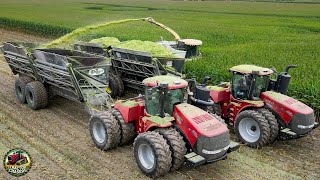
left=44, top=17, right=181, bottom=48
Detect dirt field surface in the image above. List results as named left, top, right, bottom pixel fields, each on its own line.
left=0, top=28, right=319, bottom=180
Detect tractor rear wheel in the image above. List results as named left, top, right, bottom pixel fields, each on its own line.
left=89, top=111, right=121, bottom=150
left=15, top=76, right=34, bottom=103
left=235, top=110, right=271, bottom=148
left=256, top=108, right=279, bottom=144
left=25, top=81, right=48, bottom=110
left=156, top=128, right=187, bottom=171
left=108, top=74, right=120, bottom=98
left=133, top=131, right=172, bottom=178
left=112, top=109, right=136, bottom=145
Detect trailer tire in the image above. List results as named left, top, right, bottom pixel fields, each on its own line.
left=134, top=131, right=172, bottom=178
left=15, top=76, right=34, bottom=103
left=114, top=75, right=125, bottom=97
left=108, top=74, right=120, bottom=98
left=235, top=110, right=270, bottom=148
left=25, top=81, right=48, bottom=110
left=156, top=128, right=187, bottom=171
left=112, top=109, right=136, bottom=145
left=256, top=108, right=279, bottom=144
left=89, top=111, right=121, bottom=150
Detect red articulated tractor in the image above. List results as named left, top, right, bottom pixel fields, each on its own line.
left=7, top=150, right=28, bottom=166
left=189, top=64, right=318, bottom=148
left=89, top=76, right=239, bottom=178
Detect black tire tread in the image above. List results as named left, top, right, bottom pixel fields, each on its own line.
left=156, top=128, right=187, bottom=171
left=235, top=110, right=271, bottom=148
left=25, top=81, right=48, bottom=109
left=112, top=109, right=135, bottom=145
left=15, top=76, right=34, bottom=103
left=133, top=131, right=172, bottom=178
left=256, top=108, right=279, bottom=144
left=114, top=74, right=125, bottom=97
left=109, top=74, right=120, bottom=98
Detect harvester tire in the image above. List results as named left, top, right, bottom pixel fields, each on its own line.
left=89, top=111, right=121, bottom=150
left=25, top=81, right=48, bottom=110
left=133, top=131, right=172, bottom=178
left=15, top=76, right=34, bottom=103
left=114, top=75, right=125, bottom=97
left=108, top=74, right=120, bottom=98
left=256, top=108, right=279, bottom=144
left=235, top=110, right=271, bottom=148
left=207, top=98, right=222, bottom=116
left=156, top=128, right=187, bottom=171
left=112, top=109, right=136, bottom=145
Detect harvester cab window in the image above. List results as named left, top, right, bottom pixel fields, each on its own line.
left=232, top=73, right=250, bottom=100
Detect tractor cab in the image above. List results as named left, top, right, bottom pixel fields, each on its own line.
left=230, top=65, right=273, bottom=100
left=142, top=76, right=188, bottom=117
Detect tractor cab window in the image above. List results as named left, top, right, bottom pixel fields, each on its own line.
left=145, top=87, right=184, bottom=116
left=232, top=73, right=251, bottom=100
left=252, top=75, right=269, bottom=98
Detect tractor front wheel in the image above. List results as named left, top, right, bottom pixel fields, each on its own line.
left=235, top=110, right=271, bottom=148
left=156, top=128, right=187, bottom=171
left=133, top=131, right=172, bottom=178
left=25, top=81, right=48, bottom=110
left=89, top=111, right=121, bottom=150
left=256, top=108, right=279, bottom=144
left=15, top=76, right=34, bottom=103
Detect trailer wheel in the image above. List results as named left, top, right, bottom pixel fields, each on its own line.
left=89, top=111, right=121, bottom=150
left=235, top=110, right=270, bottom=148
left=133, top=131, right=172, bottom=178
left=256, top=108, right=279, bottom=144
left=108, top=74, right=120, bottom=98
left=25, top=81, right=48, bottom=110
left=15, top=76, right=34, bottom=103
left=156, top=128, right=187, bottom=171
left=112, top=109, right=136, bottom=145
left=114, top=75, right=125, bottom=97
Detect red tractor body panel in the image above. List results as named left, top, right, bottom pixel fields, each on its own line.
left=261, top=91, right=314, bottom=124
left=115, top=100, right=145, bottom=123
left=173, top=103, right=229, bottom=146
left=7, top=153, right=26, bottom=165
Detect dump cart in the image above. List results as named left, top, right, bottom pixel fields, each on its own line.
left=1, top=42, right=113, bottom=114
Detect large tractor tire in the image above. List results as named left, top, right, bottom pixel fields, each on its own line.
left=25, top=81, right=48, bottom=110
left=207, top=98, right=222, bottom=116
left=108, top=74, right=120, bottom=98
left=114, top=74, right=125, bottom=97
left=89, top=111, right=121, bottom=150
left=156, top=128, right=187, bottom=171
left=235, top=110, right=271, bottom=148
left=15, top=76, right=34, bottom=103
left=112, top=109, right=136, bottom=145
left=133, top=131, right=172, bottom=178
left=256, top=108, right=279, bottom=144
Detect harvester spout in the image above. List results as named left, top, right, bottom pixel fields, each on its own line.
left=144, top=17, right=181, bottom=41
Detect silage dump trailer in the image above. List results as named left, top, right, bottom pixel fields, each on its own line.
left=1, top=42, right=113, bottom=114
left=74, top=43, right=186, bottom=95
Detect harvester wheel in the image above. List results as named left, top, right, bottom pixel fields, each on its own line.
left=108, top=74, right=120, bottom=98
left=89, top=111, right=121, bottom=150
left=112, top=109, right=136, bottom=145
left=25, top=81, right=48, bottom=110
left=256, top=108, right=279, bottom=143
left=114, top=75, right=125, bottom=97
left=235, top=110, right=271, bottom=148
left=156, top=128, right=187, bottom=171
left=15, top=76, right=34, bottom=103
left=133, top=131, right=172, bottom=178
